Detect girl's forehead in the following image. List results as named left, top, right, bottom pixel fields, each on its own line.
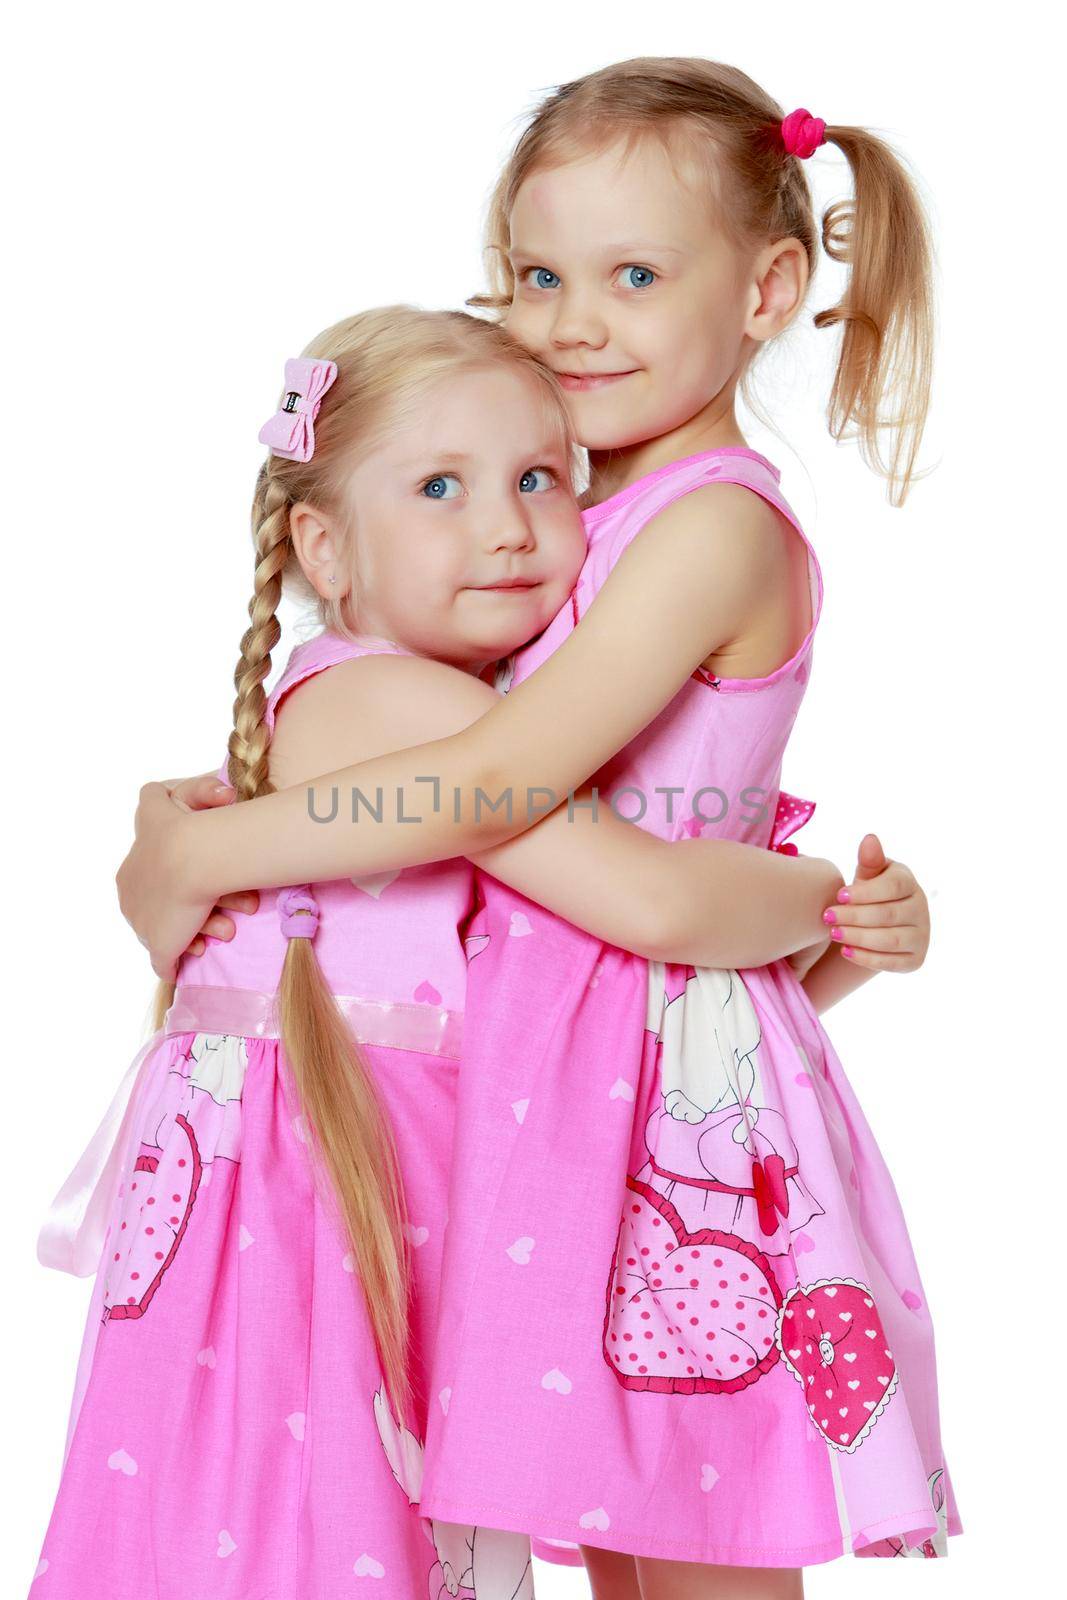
left=374, top=367, right=565, bottom=461
left=511, top=139, right=714, bottom=252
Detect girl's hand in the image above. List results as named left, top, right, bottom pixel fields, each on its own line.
left=823, top=833, right=930, bottom=973
left=182, top=889, right=261, bottom=958
left=165, top=775, right=261, bottom=957
left=115, top=779, right=224, bottom=980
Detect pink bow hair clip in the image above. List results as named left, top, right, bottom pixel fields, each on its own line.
left=258, top=357, right=338, bottom=463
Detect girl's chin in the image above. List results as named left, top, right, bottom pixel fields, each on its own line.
left=569, top=408, right=660, bottom=451
left=487, top=629, right=540, bottom=655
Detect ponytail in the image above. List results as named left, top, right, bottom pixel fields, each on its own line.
left=277, top=935, right=411, bottom=1423
left=814, top=126, right=934, bottom=505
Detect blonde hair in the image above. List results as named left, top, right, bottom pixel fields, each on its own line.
left=470, top=56, right=935, bottom=505
left=155, top=306, right=573, bottom=1421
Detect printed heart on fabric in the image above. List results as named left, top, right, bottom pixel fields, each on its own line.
left=605, top=1178, right=782, bottom=1394
left=350, top=869, right=400, bottom=900
left=775, top=1278, right=897, bottom=1452
left=104, top=1116, right=202, bottom=1322
left=353, top=1553, right=385, bottom=1578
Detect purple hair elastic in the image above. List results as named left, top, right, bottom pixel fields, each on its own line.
left=277, top=884, right=320, bottom=939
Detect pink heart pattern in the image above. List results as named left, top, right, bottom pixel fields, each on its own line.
left=104, top=1116, right=202, bottom=1322
left=605, top=1179, right=782, bottom=1394
left=775, top=1277, right=897, bottom=1452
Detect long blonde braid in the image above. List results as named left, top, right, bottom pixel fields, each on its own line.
left=227, top=468, right=290, bottom=801
left=148, top=477, right=290, bottom=1024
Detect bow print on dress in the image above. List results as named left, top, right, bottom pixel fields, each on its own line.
left=769, top=789, right=816, bottom=855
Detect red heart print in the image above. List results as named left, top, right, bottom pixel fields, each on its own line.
left=752, top=1154, right=790, bottom=1236
left=775, top=1277, right=897, bottom=1451
left=604, top=1178, right=782, bottom=1394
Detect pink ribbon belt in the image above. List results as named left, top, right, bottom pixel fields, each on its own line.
left=38, top=984, right=463, bottom=1282
left=164, top=984, right=463, bottom=1056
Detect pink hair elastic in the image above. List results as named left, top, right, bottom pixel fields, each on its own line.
left=277, top=884, right=321, bottom=939
left=258, top=357, right=338, bottom=463
left=780, top=107, right=827, bottom=160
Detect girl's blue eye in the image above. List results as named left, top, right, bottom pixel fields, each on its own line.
left=421, top=474, right=462, bottom=500
left=524, top=267, right=561, bottom=290
left=518, top=468, right=556, bottom=494
left=620, top=265, right=656, bottom=289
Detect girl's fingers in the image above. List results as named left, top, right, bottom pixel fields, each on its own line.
left=825, top=896, right=919, bottom=930
left=835, top=865, right=916, bottom=905
left=198, top=911, right=239, bottom=943
left=836, top=945, right=918, bottom=972
left=172, top=774, right=234, bottom=813
left=828, top=925, right=920, bottom=957
left=217, top=890, right=260, bottom=915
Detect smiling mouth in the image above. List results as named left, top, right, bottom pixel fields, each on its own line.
left=555, top=370, right=637, bottom=392
left=472, top=580, right=541, bottom=592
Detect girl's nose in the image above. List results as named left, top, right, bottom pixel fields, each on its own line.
left=550, top=290, right=608, bottom=351
left=487, top=504, right=537, bottom=553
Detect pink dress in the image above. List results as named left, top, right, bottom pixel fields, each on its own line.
left=30, top=632, right=536, bottom=1600
left=419, top=448, right=961, bottom=1568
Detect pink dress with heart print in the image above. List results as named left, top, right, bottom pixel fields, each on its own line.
left=30, top=631, right=536, bottom=1600
left=419, top=447, right=961, bottom=1569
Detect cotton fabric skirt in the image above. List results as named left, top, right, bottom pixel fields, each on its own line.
left=30, top=1025, right=534, bottom=1599
left=419, top=880, right=962, bottom=1568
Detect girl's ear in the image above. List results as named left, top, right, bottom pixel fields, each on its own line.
left=744, top=237, right=810, bottom=344
left=289, top=502, right=348, bottom=599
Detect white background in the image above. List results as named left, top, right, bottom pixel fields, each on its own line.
left=4, top=3, right=1061, bottom=1595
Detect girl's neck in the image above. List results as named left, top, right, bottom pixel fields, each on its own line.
left=585, top=393, right=747, bottom=506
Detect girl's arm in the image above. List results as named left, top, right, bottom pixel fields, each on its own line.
left=262, top=652, right=838, bottom=972
left=800, top=946, right=877, bottom=1013
left=124, top=647, right=841, bottom=978
left=469, top=805, right=842, bottom=971
left=272, top=653, right=844, bottom=969
left=137, top=486, right=797, bottom=888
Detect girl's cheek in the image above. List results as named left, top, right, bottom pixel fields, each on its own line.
left=503, top=301, right=527, bottom=336
left=505, top=304, right=544, bottom=352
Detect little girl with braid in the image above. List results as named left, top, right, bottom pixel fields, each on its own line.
left=116, top=57, right=956, bottom=1599
left=31, top=306, right=873, bottom=1598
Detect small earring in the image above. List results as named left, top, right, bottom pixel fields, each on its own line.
left=327, top=573, right=337, bottom=585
